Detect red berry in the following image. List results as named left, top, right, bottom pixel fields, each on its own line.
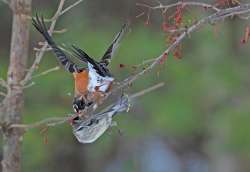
left=119, top=64, right=126, bottom=68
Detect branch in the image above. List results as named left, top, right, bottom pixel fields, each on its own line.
left=0, top=78, right=8, bottom=88
left=16, top=0, right=84, bottom=23
left=136, top=1, right=220, bottom=12
left=20, top=67, right=60, bottom=89
left=10, top=116, right=71, bottom=131
left=0, top=92, right=7, bottom=97
left=115, top=3, right=250, bottom=93
left=60, top=0, right=84, bottom=16
left=129, top=82, right=164, bottom=99
left=9, top=83, right=165, bottom=131
left=31, top=66, right=60, bottom=79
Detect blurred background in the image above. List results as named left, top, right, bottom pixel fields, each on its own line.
left=1, top=0, right=250, bottom=171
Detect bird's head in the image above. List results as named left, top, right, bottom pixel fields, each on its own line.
left=71, top=115, right=112, bottom=143
left=72, top=96, right=93, bottom=114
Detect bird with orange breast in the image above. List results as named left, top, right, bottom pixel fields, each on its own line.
left=32, top=15, right=128, bottom=115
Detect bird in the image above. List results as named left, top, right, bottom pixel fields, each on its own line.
left=71, top=94, right=130, bottom=143
left=32, top=15, right=128, bottom=114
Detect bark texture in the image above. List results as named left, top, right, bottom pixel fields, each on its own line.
left=1, top=0, right=31, bottom=172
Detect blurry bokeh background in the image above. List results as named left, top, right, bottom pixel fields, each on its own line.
left=1, top=0, right=250, bottom=171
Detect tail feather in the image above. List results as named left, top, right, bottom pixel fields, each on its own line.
left=32, top=14, right=80, bottom=73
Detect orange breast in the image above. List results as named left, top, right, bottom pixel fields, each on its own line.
left=73, top=70, right=89, bottom=95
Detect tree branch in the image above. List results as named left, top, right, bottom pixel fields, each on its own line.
left=0, top=78, right=8, bottom=89
left=31, top=66, right=60, bottom=79
left=10, top=116, right=71, bottom=131
left=0, top=92, right=7, bottom=97
left=60, top=0, right=84, bottom=16
left=136, top=1, right=220, bottom=12
left=115, top=3, right=250, bottom=93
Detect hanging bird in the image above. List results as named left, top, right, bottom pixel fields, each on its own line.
left=32, top=15, right=128, bottom=114
left=71, top=95, right=130, bottom=143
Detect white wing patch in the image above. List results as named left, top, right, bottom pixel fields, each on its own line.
left=87, top=63, right=114, bottom=92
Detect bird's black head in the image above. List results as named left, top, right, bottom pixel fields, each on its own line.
left=73, top=96, right=93, bottom=114
left=73, top=96, right=86, bottom=113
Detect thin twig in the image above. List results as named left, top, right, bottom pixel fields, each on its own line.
left=53, top=28, right=67, bottom=34
left=10, top=116, right=71, bottom=131
left=239, top=14, right=250, bottom=20
left=132, top=58, right=156, bottom=69
left=0, top=92, right=6, bottom=97
left=22, top=67, right=60, bottom=88
left=33, top=47, right=52, bottom=52
left=34, top=42, right=73, bottom=57
left=60, top=0, right=84, bottom=16
left=23, top=0, right=84, bottom=22
left=32, top=66, right=60, bottom=79
left=22, top=82, right=35, bottom=89
left=0, top=79, right=10, bottom=99
left=136, top=1, right=220, bottom=12
left=130, top=82, right=164, bottom=99
left=0, top=78, right=8, bottom=88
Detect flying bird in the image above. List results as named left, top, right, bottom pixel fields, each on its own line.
left=32, top=15, right=128, bottom=114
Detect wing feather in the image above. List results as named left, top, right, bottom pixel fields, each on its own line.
left=32, top=14, right=80, bottom=73
left=100, top=23, right=129, bottom=66
left=71, top=45, right=110, bottom=77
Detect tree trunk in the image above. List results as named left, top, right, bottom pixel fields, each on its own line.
left=1, top=0, right=31, bottom=172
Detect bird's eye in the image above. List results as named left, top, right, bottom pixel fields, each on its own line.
left=73, top=104, right=79, bottom=113
left=76, top=126, right=84, bottom=131
left=78, top=68, right=84, bottom=73
left=73, top=97, right=86, bottom=112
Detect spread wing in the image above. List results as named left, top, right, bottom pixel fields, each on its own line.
left=71, top=45, right=110, bottom=77
left=100, top=23, right=129, bottom=66
left=70, top=45, right=90, bottom=63
left=32, top=14, right=81, bottom=73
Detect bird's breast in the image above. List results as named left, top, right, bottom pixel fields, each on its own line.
left=73, top=70, right=89, bottom=94
left=74, top=70, right=114, bottom=95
